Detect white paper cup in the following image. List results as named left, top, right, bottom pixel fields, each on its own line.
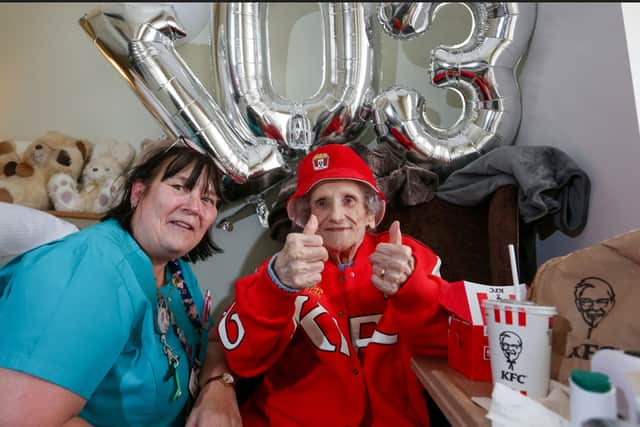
left=483, top=299, right=557, bottom=398
left=569, top=376, right=617, bottom=427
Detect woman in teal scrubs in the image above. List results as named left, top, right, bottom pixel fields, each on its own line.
left=0, top=141, right=240, bottom=426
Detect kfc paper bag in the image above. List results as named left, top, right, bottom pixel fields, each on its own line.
left=529, top=229, right=640, bottom=383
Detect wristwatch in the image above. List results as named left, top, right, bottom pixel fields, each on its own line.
left=203, top=372, right=235, bottom=388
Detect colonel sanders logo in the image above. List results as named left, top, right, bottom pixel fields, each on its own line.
left=500, top=331, right=522, bottom=370
left=312, top=153, right=329, bottom=170
left=574, top=277, right=616, bottom=339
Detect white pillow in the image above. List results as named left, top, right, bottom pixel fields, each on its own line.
left=0, top=202, right=79, bottom=265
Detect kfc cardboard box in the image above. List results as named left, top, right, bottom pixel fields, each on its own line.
left=448, top=317, right=491, bottom=381
left=442, top=281, right=526, bottom=382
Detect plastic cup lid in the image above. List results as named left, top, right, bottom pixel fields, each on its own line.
left=571, top=369, right=612, bottom=393
left=482, top=299, right=557, bottom=316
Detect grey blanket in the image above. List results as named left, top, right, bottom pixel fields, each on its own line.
left=436, top=145, right=591, bottom=238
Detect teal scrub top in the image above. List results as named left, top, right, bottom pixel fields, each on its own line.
left=0, top=219, right=212, bottom=427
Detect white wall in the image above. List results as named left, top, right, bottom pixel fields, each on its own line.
left=1, top=3, right=639, bottom=315
left=516, top=3, right=640, bottom=263
left=0, top=3, right=162, bottom=145
left=622, top=3, right=640, bottom=132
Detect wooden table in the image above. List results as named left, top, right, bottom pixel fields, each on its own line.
left=411, top=356, right=493, bottom=427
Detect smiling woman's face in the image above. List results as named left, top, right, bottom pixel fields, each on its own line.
left=308, top=180, right=375, bottom=262
left=129, top=161, right=219, bottom=265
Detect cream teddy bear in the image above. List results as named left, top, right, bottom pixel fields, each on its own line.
left=48, top=140, right=136, bottom=214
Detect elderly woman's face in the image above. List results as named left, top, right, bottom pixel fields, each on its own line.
left=308, top=180, right=375, bottom=255
left=130, top=162, right=218, bottom=264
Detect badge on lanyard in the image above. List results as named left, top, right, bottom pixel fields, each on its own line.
left=157, top=298, right=171, bottom=334
left=188, top=367, right=200, bottom=398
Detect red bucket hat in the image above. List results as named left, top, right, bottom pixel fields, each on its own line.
left=286, top=144, right=387, bottom=227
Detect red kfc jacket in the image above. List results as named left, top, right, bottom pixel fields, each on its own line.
left=217, top=231, right=449, bottom=426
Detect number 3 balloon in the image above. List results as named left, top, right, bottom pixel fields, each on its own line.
left=374, top=2, right=537, bottom=176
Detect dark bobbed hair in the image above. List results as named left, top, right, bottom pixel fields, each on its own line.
left=103, top=142, right=223, bottom=263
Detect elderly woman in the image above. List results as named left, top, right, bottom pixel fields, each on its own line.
left=216, top=144, right=450, bottom=426
left=0, top=142, right=240, bottom=427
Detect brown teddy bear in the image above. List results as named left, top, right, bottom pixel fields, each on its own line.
left=0, top=131, right=92, bottom=210
left=0, top=140, right=19, bottom=172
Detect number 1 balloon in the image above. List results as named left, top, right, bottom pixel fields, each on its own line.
left=374, top=2, right=537, bottom=176
left=78, top=3, right=285, bottom=186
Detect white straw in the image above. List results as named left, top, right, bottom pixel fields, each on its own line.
left=508, top=244, right=521, bottom=301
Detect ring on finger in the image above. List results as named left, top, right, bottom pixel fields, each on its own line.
left=379, top=267, right=386, bottom=279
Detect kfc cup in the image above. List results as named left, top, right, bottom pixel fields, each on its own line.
left=483, top=299, right=557, bottom=398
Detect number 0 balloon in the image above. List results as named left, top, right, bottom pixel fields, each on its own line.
left=211, top=3, right=378, bottom=155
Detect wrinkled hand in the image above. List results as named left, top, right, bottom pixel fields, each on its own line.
left=185, top=382, right=242, bottom=427
left=273, top=215, right=328, bottom=290
left=369, top=221, right=415, bottom=296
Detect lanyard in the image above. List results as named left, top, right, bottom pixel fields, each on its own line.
left=166, top=260, right=205, bottom=370
left=155, top=260, right=206, bottom=402
left=126, top=246, right=207, bottom=402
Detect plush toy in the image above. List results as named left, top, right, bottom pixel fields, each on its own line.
left=0, top=131, right=92, bottom=210
left=0, top=140, right=19, bottom=172
left=48, top=140, right=136, bottom=214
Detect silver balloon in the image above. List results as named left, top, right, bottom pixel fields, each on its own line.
left=377, top=2, right=430, bottom=40
left=211, top=3, right=378, bottom=156
left=79, top=3, right=285, bottom=185
left=373, top=3, right=537, bottom=176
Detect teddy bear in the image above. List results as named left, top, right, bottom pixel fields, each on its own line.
left=48, top=140, right=136, bottom=214
left=0, top=140, right=19, bottom=172
left=0, top=131, right=92, bottom=210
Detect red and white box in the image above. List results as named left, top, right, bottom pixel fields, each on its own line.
left=442, top=281, right=526, bottom=382
left=447, top=316, right=492, bottom=381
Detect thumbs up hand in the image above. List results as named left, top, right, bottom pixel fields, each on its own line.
left=389, top=219, right=403, bottom=245
left=302, top=213, right=319, bottom=236
left=273, top=215, right=328, bottom=290
left=369, top=221, right=415, bottom=297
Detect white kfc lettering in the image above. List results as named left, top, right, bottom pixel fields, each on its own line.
left=349, top=314, right=398, bottom=349
left=370, top=330, right=399, bottom=346
left=432, top=257, right=442, bottom=277
left=294, top=295, right=350, bottom=356
left=218, top=303, right=245, bottom=350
